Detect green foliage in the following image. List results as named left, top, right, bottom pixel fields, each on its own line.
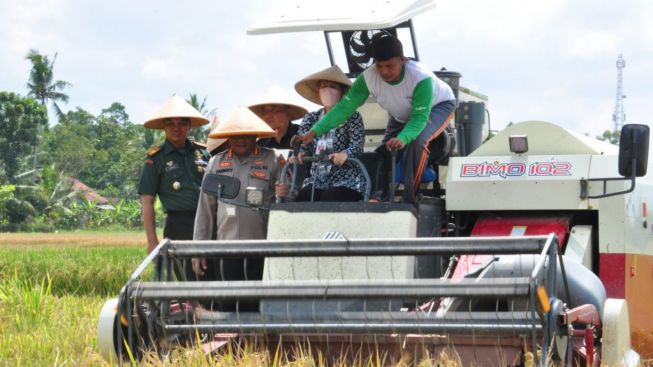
left=25, top=49, right=71, bottom=118
left=0, top=185, right=17, bottom=225
left=186, top=92, right=213, bottom=142
left=597, top=129, right=621, bottom=145
left=0, top=92, right=48, bottom=182
left=43, top=104, right=145, bottom=199
left=0, top=50, right=175, bottom=232
left=0, top=184, right=41, bottom=230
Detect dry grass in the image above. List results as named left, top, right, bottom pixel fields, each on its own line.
left=0, top=230, right=146, bottom=247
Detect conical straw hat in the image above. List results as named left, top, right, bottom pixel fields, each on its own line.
left=208, top=106, right=276, bottom=139
left=205, top=116, right=227, bottom=153
left=248, top=86, right=308, bottom=121
left=143, top=95, right=210, bottom=129
left=295, top=65, right=352, bottom=106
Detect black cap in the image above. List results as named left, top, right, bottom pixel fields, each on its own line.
left=371, top=33, right=404, bottom=61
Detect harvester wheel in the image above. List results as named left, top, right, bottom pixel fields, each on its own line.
left=97, top=298, right=121, bottom=362
left=601, top=298, right=640, bottom=366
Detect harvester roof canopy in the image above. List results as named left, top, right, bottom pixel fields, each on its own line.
left=247, top=0, right=435, bottom=34
left=471, top=121, right=619, bottom=156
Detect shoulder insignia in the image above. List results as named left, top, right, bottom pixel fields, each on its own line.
left=147, top=146, right=162, bottom=157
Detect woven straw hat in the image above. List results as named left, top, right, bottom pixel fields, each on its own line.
left=208, top=106, right=276, bottom=139
left=294, top=65, right=352, bottom=106
left=205, top=116, right=227, bottom=153
left=143, top=95, right=210, bottom=129
left=248, top=86, right=308, bottom=121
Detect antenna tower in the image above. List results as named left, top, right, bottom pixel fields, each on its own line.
left=612, top=54, right=626, bottom=131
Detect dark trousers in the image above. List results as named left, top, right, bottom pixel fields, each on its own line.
left=199, top=257, right=263, bottom=312
left=381, top=101, right=456, bottom=203
left=296, top=185, right=363, bottom=202
left=163, top=210, right=197, bottom=281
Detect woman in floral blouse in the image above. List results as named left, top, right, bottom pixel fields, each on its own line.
left=288, top=65, right=366, bottom=201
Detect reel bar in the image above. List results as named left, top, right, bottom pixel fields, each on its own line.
left=133, top=278, right=531, bottom=300
left=165, top=318, right=541, bottom=334
left=167, top=236, right=548, bottom=258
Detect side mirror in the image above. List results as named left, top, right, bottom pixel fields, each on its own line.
left=581, top=123, right=650, bottom=199
left=618, top=124, right=649, bottom=177
left=201, top=173, right=240, bottom=199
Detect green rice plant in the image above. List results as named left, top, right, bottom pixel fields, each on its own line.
left=0, top=275, right=110, bottom=366
left=0, top=246, right=145, bottom=296
left=0, top=272, right=52, bottom=332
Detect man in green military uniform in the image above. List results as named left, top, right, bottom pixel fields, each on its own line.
left=138, top=96, right=210, bottom=270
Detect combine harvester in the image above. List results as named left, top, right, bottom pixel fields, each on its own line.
left=98, top=1, right=652, bottom=365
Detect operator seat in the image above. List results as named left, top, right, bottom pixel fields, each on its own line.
left=427, top=126, right=456, bottom=166
left=359, top=151, right=388, bottom=200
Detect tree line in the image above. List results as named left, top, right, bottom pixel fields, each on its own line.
left=0, top=50, right=211, bottom=232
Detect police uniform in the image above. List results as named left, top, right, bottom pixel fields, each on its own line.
left=138, top=139, right=210, bottom=277
left=193, top=146, right=280, bottom=287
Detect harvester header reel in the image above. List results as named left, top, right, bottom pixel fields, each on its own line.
left=99, top=234, right=596, bottom=366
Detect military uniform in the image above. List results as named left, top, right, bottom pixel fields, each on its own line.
left=138, top=139, right=210, bottom=278
left=193, top=146, right=280, bottom=291
left=257, top=121, right=300, bottom=149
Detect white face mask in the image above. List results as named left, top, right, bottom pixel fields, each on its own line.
left=319, top=87, right=342, bottom=108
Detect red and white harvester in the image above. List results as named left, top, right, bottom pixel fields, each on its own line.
left=99, top=1, right=651, bottom=365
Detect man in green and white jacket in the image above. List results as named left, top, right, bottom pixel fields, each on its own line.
left=299, top=34, right=456, bottom=203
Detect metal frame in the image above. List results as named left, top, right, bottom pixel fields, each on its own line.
left=322, top=19, right=420, bottom=77
left=580, top=158, right=637, bottom=199
left=115, top=234, right=566, bottom=364
left=279, top=156, right=372, bottom=202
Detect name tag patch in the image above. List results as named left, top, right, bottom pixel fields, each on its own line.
left=251, top=170, right=269, bottom=180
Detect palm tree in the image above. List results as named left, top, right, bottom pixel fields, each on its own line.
left=25, top=49, right=72, bottom=172
left=186, top=93, right=216, bottom=142
left=25, top=49, right=72, bottom=118
left=187, top=93, right=208, bottom=115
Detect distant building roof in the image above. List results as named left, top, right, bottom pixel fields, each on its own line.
left=71, top=179, right=110, bottom=205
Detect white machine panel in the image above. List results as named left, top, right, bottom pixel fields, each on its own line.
left=265, top=207, right=417, bottom=281
left=447, top=155, right=591, bottom=210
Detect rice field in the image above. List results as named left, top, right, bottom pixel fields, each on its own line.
left=1, top=231, right=651, bottom=366
left=0, top=231, right=146, bottom=366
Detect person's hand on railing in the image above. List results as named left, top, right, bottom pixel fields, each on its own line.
left=288, top=151, right=305, bottom=165
left=385, top=138, right=405, bottom=151
left=329, top=151, right=348, bottom=166
left=275, top=181, right=290, bottom=199
left=192, top=257, right=207, bottom=276
left=298, top=131, right=317, bottom=146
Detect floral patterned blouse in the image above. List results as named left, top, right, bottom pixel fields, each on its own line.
left=298, top=108, right=366, bottom=194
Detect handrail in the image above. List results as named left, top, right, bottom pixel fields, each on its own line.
left=279, top=155, right=372, bottom=202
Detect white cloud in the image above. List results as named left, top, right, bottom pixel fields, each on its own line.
left=141, top=58, right=178, bottom=80
left=1, top=0, right=651, bottom=137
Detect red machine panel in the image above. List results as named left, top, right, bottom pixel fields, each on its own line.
left=451, top=216, right=571, bottom=281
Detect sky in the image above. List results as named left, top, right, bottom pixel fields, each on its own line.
left=1, top=0, right=652, bottom=138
